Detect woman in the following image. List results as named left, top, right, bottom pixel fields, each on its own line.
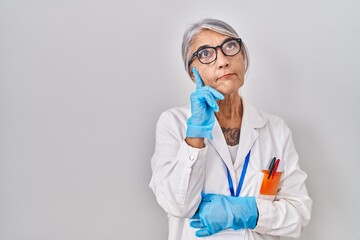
left=149, top=18, right=312, bottom=240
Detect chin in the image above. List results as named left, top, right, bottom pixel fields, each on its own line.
left=216, top=83, right=242, bottom=95
left=216, top=88, right=239, bottom=97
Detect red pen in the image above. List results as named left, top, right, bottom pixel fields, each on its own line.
left=271, top=159, right=280, bottom=179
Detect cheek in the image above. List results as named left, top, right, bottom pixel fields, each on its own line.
left=196, top=66, right=216, bottom=86
left=233, top=57, right=245, bottom=71
left=203, top=75, right=215, bottom=86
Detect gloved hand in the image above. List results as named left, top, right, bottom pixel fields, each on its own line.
left=186, top=68, right=224, bottom=139
left=190, top=193, right=258, bottom=237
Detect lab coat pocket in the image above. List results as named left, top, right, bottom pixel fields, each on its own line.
left=260, top=170, right=282, bottom=195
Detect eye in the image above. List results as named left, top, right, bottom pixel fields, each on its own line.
left=223, top=40, right=240, bottom=55
left=198, top=48, right=215, bottom=60
left=224, top=41, right=237, bottom=50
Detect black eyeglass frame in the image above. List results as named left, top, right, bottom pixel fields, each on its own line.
left=188, top=38, right=243, bottom=67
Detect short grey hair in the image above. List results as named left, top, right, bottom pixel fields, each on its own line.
left=181, top=18, right=249, bottom=75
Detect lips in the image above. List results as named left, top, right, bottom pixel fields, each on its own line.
left=217, top=73, right=235, bottom=81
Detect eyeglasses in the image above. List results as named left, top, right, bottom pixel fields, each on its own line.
left=188, top=38, right=242, bottom=67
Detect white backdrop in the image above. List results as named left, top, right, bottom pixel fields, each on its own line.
left=1, top=0, right=359, bottom=239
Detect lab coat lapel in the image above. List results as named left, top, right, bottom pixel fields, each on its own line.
left=234, top=99, right=266, bottom=170
left=208, top=120, right=235, bottom=181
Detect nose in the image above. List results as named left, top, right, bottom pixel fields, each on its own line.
left=215, top=48, right=230, bottom=69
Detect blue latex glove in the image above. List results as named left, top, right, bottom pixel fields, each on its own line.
left=190, top=193, right=258, bottom=237
left=186, top=68, right=224, bottom=139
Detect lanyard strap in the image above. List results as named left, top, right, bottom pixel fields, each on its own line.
left=226, top=150, right=251, bottom=197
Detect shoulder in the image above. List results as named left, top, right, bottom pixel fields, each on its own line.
left=155, top=106, right=190, bottom=140
left=260, top=110, right=293, bottom=144
left=244, top=100, right=292, bottom=139
left=157, top=105, right=190, bottom=124
left=259, top=110, right=287, bottom=128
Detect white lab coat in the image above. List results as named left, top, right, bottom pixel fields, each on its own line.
left=149, top=98, right=312, bottom=240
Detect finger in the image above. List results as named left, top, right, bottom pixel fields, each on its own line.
left=190, top=220, right=202, bottom=229
left=191, top=210, right=200, bottom=220
left=207, top=86, right=224, bottom=100
left=203, top=91, right=218, bottom=110
left=192, top=67, right=204, bottom=89
left=213, top=102, right=220, bottom=112
left=195, top=229, right=212, bottom=237
left=201, top=193, right=217, bottom=202
left=202, top=90, right=222, bottom=112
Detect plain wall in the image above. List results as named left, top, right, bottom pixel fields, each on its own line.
left=1, top=0, right=359, bottom=239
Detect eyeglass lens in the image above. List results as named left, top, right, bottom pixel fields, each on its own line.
left=197, top=39, right=241, bottom=64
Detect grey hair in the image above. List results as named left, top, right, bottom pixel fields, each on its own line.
left=181, top=18, right=249, bottom=75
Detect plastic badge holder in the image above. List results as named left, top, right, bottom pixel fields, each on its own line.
left=260, top=170, right=282, bottom=195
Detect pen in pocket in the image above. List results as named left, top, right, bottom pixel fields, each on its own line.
left=268, top=157, right=276, bottom=179
left=261, top=157, right=282, bottom=195
left=271, top=159, right=280, bottom=179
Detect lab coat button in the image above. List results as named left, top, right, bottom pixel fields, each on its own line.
left=189, top=154, right=196, bottom=161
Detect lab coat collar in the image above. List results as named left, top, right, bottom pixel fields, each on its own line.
left=235, top=98, right=266, bottom=169
left=207, top=98, right=266, bottom=182
left=241, top=98, right=267, bottom=130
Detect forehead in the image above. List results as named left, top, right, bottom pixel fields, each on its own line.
left=190, top=30, right=229, bottom=52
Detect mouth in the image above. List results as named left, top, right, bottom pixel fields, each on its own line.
left=216, top=73, right=235, bottom=81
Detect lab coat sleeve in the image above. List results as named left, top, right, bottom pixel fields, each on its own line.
left=254, top=123, right=312, bottom=238
left=149, top=110, right=206, bottom=218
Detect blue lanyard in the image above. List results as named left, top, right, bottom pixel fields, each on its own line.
left=226, top=150, right=251, bottom=197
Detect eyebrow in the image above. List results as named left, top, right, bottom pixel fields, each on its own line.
left=195, top=37, right=235, bottom=53
left=195, top=45, right=211, bottom=53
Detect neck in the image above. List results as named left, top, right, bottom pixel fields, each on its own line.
left=215, top=92, right=243, bottom=127
left=216, top=92, right=243, bottom=146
